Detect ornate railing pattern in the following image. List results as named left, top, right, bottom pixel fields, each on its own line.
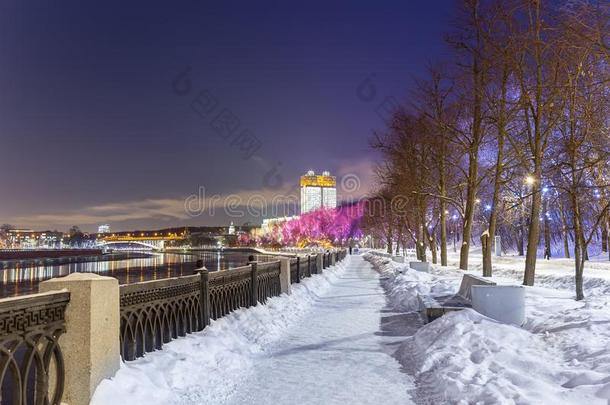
left=119, top=275, right=202, bottom=361
left=256, top=261, right=281, bottom=303
left=116, top=251, right=348, bottom=361
left=0, top=291, right=69, bottom=405
left=208, top=266, right=252, bottom=320
left=119, top=259, right=285, bottom=361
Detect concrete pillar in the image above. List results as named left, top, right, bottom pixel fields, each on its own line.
left=279, top=258, right=292, bottom=294
left=316, top=253, right=323, bottom=273
left=40, top=273, right=120, bottom=405
left=330, top=250, right=336, bottom=266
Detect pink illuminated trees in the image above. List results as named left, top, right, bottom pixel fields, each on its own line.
left=281, top=202, right=365, bottom=247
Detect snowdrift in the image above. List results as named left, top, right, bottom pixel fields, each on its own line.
left=364, top=252, right=608, bottom=404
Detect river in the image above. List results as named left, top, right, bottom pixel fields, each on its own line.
left=0, top=250, right=275, bottom=298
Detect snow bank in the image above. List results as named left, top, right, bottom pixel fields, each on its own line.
left=91, top=257, right=351, bottom=405
left=364, top=252, right=454, bottom=312
left=400, top=309, right=604, bottom=404
left=366, top=252, right=608, bottom=404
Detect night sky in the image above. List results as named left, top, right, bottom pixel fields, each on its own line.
left=0, top=0, right=451, bottom=231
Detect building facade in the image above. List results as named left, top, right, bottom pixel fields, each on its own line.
left=300, top=170, right=337, bottom=214
left=4, top=229, right=64, bottom=249
left=98, top=224, right=111, bottom=234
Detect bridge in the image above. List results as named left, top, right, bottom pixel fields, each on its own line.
left=96, top=232, right=187, bottom=250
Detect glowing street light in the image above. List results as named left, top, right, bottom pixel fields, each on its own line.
left=525, top=175, right=535, bottom=185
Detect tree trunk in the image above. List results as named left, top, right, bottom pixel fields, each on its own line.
left=439, top=200, right=448, bottom=266
left=396, top=224, right=403, bottom=256
left=570, top=192, right=585, bottom=300
left=459, top=0, right=484, bottom=271
left=460, top=155, right=478, bottom=270
left=386, top=222, right=393, bottom=255
left=516, top=211, right=525, bottom=256
left=522, top=1, right=546, bottom=287
left=481, top=232, right=492, bottom=277
left=439, top=152, right=448, bottom=266
left=559, top=202, right=571, bottom=259
left=417, top=208, right=427, bottom=261
left=543, top=199, right=551, bottom=260
left=523, top=164, right=542, bottom=286
left=425, top=225, right=438, bottom=264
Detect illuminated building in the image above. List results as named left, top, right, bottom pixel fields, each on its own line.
left=98, top=224, right=111, bottom=234
left=261, top=216, right=299, bottom=234
left=6, top=229, right=63, bottom=249
left=300, top=170, right=337, bottom=214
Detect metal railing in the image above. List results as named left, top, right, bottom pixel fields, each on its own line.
left=117, top=250, right=346, bottom=361
left=208, top=265, right=252, bottom=320
left=119, top=275, right=202, bottom=361
left=256, top=261, right=281, bottom=304
left=290, top=258, right=299, bottom=283
left=0, top=291, right=70, bottom=405
left=119, top=260, right=284, bottom=361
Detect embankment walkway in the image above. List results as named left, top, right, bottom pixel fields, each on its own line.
left=225, top=255, right=415, bottom=405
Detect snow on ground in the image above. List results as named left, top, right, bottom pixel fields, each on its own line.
left=448, top=252, right=610, bottom=386
left=92, top=256, right=415, bottom=405
left=92, top=260, right=350, bottom=404
left=223, top=255, right=414, bottom=405
left=92, top=248, right=610, bottom=404
left=365, top=252, right=610, bottom=404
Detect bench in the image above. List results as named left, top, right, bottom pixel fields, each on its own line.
left=420, top=274, right=496, bottom=323
left=409, top=261, right=431, bottom=272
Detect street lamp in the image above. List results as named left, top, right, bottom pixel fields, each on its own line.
left=525, top=175, right=535, bottom=185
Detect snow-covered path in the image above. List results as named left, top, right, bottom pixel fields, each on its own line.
left=92, top=255, right=415, bottom=405
left=224, top=255, right=414, bottom=405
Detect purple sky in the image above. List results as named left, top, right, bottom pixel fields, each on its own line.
left=0, top=0, right=452, bottom=232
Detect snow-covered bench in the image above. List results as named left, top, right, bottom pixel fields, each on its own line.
left=409, top=261, right=431, bottom=272
left=420, top=274, right=496, bottom=322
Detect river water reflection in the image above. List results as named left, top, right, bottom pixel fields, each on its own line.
left=0, top=251, right=275, bottom=298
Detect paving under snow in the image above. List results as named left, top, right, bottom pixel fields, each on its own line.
left=92, top=255, right=415, bottom=405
